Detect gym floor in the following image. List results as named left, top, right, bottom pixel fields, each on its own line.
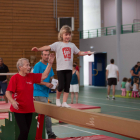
left=49, top=86, right=140, bottom=140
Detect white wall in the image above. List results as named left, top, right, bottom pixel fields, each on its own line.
left=103, top=0, right=116, bottom=27
left=83, top=0, right=101, bottom=30
left=101, top=0, right=140, bottom=27
left=83, top=54, right=94, bottom=85
left=122, top=0, right=140, bottom=24
left=80, top=32, right=140, bottom=89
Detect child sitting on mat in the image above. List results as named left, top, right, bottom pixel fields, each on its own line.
left=31, top=25, right=91, bottom=108
left=125, top=78, right=132, bottom=97
left=121, top=77, right=127, bottom=96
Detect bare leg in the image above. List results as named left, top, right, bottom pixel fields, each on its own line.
left=71, top=92, right=74, bottom=104
left=63, top=92, right=69, bottom=102
left=56, top=90, right=62, bottom=99
left=75, top=92, right=78, bottom=103
left=112, top=85, right=116, bottom=96
left=4, top=95, right=8, bottom=103
left=62, top=92, right=71, bottom=107
left=107, top=86, right=111, bottom=95
left=56, top=90, right=62, bottom=106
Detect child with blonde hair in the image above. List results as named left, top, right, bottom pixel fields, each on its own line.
left=32, top=25, right=91, bottom=107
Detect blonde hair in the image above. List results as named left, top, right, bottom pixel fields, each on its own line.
left=58, top=25, right=73, bottom=41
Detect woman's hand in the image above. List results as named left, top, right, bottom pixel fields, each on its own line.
left=31, top=47, right=39, bottom=52
left=11, top=100, right=19, bottom=110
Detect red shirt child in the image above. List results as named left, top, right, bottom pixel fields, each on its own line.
left=6, top=73, right=41, bottom=113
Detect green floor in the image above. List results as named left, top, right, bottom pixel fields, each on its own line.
left=49, top=86, right=140, bottom=140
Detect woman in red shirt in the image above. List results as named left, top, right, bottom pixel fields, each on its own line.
left=6, top=54, right=55, bottom=140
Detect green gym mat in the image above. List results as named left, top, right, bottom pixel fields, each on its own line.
left=110, top=95, right=140, bottom=99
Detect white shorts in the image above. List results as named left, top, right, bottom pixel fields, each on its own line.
left=70, top=84, right=79, bottom=93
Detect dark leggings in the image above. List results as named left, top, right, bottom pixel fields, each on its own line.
left=57, top=70, right=72, bottom=93
left=14, top=113, right=33, bottom=140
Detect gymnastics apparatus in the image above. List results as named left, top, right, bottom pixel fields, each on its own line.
left=0, top=73, right=140, bottom=140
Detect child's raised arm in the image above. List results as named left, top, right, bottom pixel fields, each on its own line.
left=77, top=51, right=93, bottom=56
left=31, top=45, right=51, bottom=52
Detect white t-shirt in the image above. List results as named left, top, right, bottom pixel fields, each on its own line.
left=133, top=83, right=138, bottom=91
left=50, top=42, right=80, bottom=71
left=106, top=64, right=119, bottom=78
left=126, top=82, right=131, bottom=91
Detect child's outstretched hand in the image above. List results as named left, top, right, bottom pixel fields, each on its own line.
left=87, top=51, right=91, bottom=56
left=84, top=51, right=93, bottom=56
left=31, top=47, right=39, bottom=51
left=48, top=53, right=55, bottom=64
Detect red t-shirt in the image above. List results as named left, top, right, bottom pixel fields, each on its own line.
left=6, top=73, right=42, bottom=113
left=76, top=66, right=79, bottom=71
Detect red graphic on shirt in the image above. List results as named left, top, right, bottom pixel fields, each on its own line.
left=62, top=47, right=71, bottom=61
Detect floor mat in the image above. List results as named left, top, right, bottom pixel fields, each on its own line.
left=110, top=95, right=140, bottom=99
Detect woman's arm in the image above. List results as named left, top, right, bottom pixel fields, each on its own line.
left=31, top=46, right=51, bottom=52
left=130, top=70, right=139, bottom=76
left=6, top=91, right=19, bottom=110
left=41, top=53, right=55, bottom=80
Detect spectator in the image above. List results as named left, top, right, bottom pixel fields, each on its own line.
left=131, top=62, right=140, bottom=71
left=70, top=64, right=80, bottom=104
left=6, top=54, right=55, bottom=140
left=130, top=65, right=140, bottom=86
left=106, top=59, right=119, bottom=100
left=0, top=58, right=9, bottom=103
left=33, top=50, right=57, bottom=139
left=131, top=62, right=140, bottom=85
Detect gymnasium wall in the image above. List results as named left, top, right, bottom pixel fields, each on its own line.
left=80, top=32, right=140, bottom=89
left=0, top=0, right=79, bottom=78
left=101, top=0, right=140, bottom=27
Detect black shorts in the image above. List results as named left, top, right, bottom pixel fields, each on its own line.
left=57, top=70, right=72, bottom=93
left=107, top=78, right=117, bottom=86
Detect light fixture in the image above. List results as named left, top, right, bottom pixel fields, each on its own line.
left=90, top=46, right=94, bottom=49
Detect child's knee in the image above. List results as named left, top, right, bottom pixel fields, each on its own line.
left=58, top=85, right=64, bottom=92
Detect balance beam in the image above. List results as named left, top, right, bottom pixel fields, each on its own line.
left=0, top=73, right=16, bottom=76
left=34, top=101, right=140, bottom=140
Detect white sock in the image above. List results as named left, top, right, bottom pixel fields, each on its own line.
left=56, top=99, right=61, bottom=107
left=108, top=95, right=110, bottom=98
left=62, top=102, right=71, bottom=108
left=113, top=96, right=115, bottom=98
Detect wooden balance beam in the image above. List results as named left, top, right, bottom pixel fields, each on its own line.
left=0, top=73, right=16, bottom=76
left=34, top=101, right=140, bottom=140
